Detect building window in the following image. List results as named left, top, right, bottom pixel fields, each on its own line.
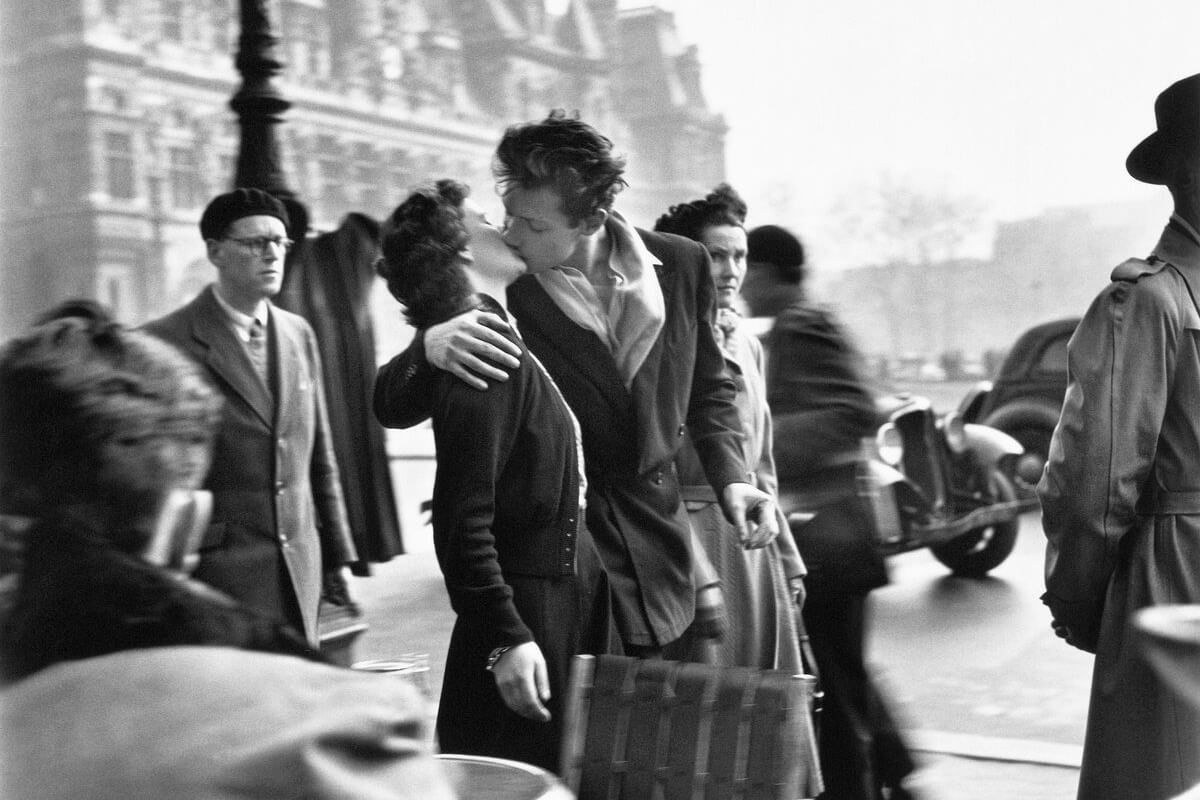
left=96, top=264, right=134, bottom=321
left=168, top=146, right=200, bottom=209
left=162, top=0, right=184, bottom=41
left=351, top=144, right=379, bottom=214
left=103, top=131, right=136, bottom=199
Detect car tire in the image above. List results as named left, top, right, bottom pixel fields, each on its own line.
left=929, top=470, right=1019, bottom=577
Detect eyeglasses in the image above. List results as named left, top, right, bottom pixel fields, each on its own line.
left=224, top=236, right=294, bottom=254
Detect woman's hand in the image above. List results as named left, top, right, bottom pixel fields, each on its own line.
left=490, top=641, right=551, bottom=722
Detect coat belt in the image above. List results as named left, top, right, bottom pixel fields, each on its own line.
left=1136, top=487, right=1200, bottom=515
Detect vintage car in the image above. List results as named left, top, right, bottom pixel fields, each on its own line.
left=858, top=393, right=1040, bottom=577
left=958, top=317, right=1078, bottom=500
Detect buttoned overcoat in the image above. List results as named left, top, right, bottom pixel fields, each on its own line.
left=145, top=286, right=356, bottom=644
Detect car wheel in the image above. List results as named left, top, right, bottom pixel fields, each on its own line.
left=929, top=470, right=1019, bottom=577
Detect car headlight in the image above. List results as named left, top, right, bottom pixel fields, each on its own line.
left=942, top=412, right=967, bottom=454
left=876, top=423, right=903, bottom=466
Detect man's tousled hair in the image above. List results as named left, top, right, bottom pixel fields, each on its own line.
left=493, top=109, right=628, bottom=225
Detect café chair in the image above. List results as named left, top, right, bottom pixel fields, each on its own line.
left=559, top=654, right=822, bottom=800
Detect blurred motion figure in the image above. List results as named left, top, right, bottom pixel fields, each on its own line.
left=745, top=225, right=917, bottom=800
left=0, top=302, right=320, bottom=682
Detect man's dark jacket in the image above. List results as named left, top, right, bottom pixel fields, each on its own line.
left=374, top=228, right=745, bottom=646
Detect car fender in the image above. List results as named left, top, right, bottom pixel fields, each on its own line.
left=964, top=422, right=1023, bottom=468
left=957, top=380, right=994, bottom=422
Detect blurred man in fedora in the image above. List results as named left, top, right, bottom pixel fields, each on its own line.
left=1040, top=73, right=1200, bottom=799
left=145, top=188, right=358, bottom=648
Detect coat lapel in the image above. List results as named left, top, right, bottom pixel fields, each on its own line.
left=270, top=308, right=304, bottom=430
left=190, top=288, right=274, bottom=428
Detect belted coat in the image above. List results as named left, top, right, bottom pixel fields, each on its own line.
left=1039, top=219, right=1200, bottom=799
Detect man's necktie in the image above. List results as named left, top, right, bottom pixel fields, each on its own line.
left=247, top=318, right=269, bottom=386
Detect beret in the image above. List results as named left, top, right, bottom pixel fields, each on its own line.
left=747, top=224, right=805, bottom=268
left=199, top=188, right=290, bottom=241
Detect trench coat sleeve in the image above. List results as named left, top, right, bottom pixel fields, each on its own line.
left=1038, top=276, right=1178, bottom=647
left=430, top=375, right=535, bottom=649
left=304, top=324, right=357, bottom=568
left=768, top=305, right=877, bottom=482
left=374, top=333, right=436, bottom=429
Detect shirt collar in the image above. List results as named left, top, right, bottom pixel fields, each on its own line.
left=211, top=284, right=269, bottom=336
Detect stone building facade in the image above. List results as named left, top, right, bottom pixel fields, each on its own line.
left=0, top=0, right=727, bottom=336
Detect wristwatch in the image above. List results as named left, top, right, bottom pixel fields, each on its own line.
left=485, top=646, right=512, bottom=672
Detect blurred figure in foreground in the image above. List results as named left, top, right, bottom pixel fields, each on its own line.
left=745, top=225, right=916, bottom=800
left=1040, top=72, right=1200, bottom=799
left=144, top=188, right=358, bottom=646
left=653, top=184, right=806, bottom=670
left=0, top=646, right=451, bottom=800
left=376, top=180, right=616, bottom=772
left=0, top=302, right=320, bottom=683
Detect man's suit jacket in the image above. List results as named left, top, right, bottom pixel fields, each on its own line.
left=375, top=228, right=745, bottom=646
left=145, top=286, right=356, bottom=643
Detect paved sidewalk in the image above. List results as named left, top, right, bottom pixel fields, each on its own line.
left=349, top=548, right=1083, bottom=800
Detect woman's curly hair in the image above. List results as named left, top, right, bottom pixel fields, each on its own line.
left=494, top=109, right=628, bottom=226
left=377, top=180, right=474, bottom=330
left=653, top=183, right=748, bottom=242
left=0, top=301, right=221, bottom=517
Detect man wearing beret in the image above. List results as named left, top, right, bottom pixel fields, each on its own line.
left=1040, top=73, right=1200, bottom=799
left=145, top=188, right=357, bottom=647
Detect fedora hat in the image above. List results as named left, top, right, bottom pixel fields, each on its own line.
left=1127, top=73, right=1200, bottom=185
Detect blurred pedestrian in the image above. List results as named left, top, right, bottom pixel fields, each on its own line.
left=1040, top=72, right=1200, bottom=800
left=653, top=184, right=807, bottom=670
left=144, top=188, right=358, bottom=647
left=374, top=110, right=778, bottom=657
left=745, top=225, right=917, bottom=800
left=0, top=302, right=321, bottom=682
left=375, top=179, right=617, bottom=772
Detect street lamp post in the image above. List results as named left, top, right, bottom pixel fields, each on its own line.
left=229, top=0, right=365, bottom=664
left=230, top=0, right=308, bottom=241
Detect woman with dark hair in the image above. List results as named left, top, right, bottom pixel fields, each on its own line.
left=376, top=180, right=616, bottom=772
left=0, top=303, right=321, bottom=682
left=653, top=184, right=807, bottom=672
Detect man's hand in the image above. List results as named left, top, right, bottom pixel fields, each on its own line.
left=491, top=641, right=551, bottom=722
left=425, top=309, right=522, bottom=390
left=720, top=482, right=779, bottom=549
left=321, top=566, right=358, bottom=613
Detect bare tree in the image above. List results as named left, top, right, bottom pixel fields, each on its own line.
left=829, top=171, right=987, bottom=266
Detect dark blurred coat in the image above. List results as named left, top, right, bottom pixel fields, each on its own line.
left=279, top=213, right=404, bottom=570
left=766, top=298, right=912, bottom=799
left=145, top=287, right=357, bottom=644
left=0, top=515, right=321, bottom=682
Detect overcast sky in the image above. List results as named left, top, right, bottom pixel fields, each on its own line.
left=612, top=1, right=1200, bottom=268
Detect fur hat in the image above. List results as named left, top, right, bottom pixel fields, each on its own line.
left=0, top=302, right=221, bottom=516
left=1127, top=73, right=1200, bottom=185
left=199, top=188, right=290, bottom=241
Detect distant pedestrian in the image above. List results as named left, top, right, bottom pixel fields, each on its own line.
left=144, top=188, right=358, bottom=647
left=745, top=224, right=917, bottom=800
left=653, top=184, right=807, bottom=671
left=1040, top=72, right=1200, bottom=799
